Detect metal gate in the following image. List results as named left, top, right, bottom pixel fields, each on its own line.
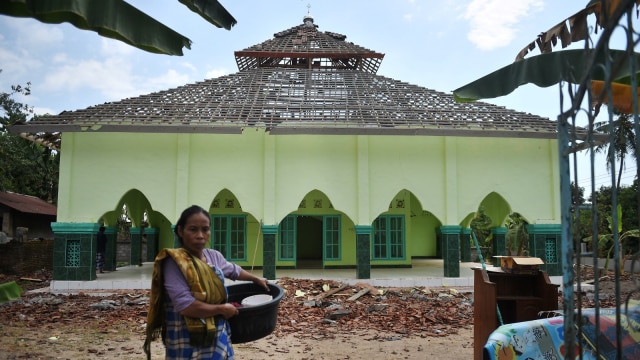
left=559, top=1, right=640, bottom=358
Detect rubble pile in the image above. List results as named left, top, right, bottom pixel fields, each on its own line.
left=0, top=276, right=474, bottom=339
left=2, top=266, right=638, bottom=339
left=273, top=277, right=473, bottom=339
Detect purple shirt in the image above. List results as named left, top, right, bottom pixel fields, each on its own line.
left=163, top=249, right=242, bottom=312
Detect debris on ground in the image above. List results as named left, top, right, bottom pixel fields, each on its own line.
left=0, top=266, right=637, bottom=339
left=273, top=277, right=474, bottom=339
left=0, top=273, right=475, bottom=339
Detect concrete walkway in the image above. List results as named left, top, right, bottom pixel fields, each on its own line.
left=49, top=259, right=564, bottom=294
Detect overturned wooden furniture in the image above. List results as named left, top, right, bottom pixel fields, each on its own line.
left=473, top=267, right=559, bottom=360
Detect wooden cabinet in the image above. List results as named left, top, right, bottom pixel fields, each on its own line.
left=473, top=267, right=559, bottom=360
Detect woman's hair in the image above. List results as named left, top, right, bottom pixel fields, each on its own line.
left=174, top=205, right=210, bottom=245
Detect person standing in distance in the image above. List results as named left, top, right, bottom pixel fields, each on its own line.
left=96, top=226, right=107, bottom=274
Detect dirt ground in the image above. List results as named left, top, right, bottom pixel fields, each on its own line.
left=0, top=324, right=474, bottom=360
left=233, top=327, right=474, bottom=359
left=0, top=266, right=636, bottom=359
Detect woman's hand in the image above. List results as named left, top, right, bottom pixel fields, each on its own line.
left=179, top=300, right=239, bottom=319
left=218, top=303, right=239, bottom=319
left=238, top=269, right=270, bottom=292
left=253, top=277, right=270, bottom=292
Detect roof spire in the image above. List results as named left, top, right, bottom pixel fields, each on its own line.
left=303, top=3, right=314, bottom=26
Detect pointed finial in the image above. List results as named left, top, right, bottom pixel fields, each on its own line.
left=303, top=3, right=314, bottom=25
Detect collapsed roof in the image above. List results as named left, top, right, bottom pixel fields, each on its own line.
left=9, top=14, right=560, bottom=151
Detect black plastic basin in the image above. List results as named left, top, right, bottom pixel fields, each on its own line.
left=226, top=282, right=284, bottom=344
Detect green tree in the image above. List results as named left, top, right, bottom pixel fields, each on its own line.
left=571, top=181, right=586, bottom=207
left=470, top=206, right=493, bottom=260
left=591, top=184, right=640, bottom=234
left=593, top=113, right=637, bottom=190
left=618, top=179, right=639, bottom=231
left=582, top=202, right=640, bottom=272
left=579, top=182, right=639, bottom=259
left=591, top=186, right=616, bottom=233
left=0, top=78, right=59, bottom=203
left=505, top=213, right=529, bottom=256
left=571, top=182, right=590, bottom=246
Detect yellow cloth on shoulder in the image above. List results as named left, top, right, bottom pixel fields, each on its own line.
left=143, top=248, right=227, bottom=359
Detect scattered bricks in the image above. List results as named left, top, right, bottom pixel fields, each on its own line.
left=326, top=309, right=352, bottom=320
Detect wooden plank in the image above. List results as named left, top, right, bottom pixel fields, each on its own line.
left=347, top=288, right=370, bottom=301
left=315, top=284, right=348, bottom=300
left=354, top=282, right=379, bottom=296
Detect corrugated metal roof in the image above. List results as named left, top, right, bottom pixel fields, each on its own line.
left=0, top=192, right=57, bottom=216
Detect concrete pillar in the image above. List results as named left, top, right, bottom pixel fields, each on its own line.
left=461, top=228, right=471, bottom=262
left=144, top=227, right=159, bottom=262
left=355, top=225, right=372, bottom=279
left=130, top=227, right=142, bottom=266
left=526, top=224, right=562, bottom=276
left=261, top=225, right=278, bottom=280
left=439, top=225, right=461, bottom=277
left=50, top=222, right=98, bottom=281
left=104, top=226, right=117, bottom=271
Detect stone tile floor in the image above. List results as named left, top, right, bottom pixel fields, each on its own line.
left=48, top=259, right=563, bottom=294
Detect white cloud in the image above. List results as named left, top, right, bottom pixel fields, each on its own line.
left=0, top=18, right=61, bottom=83
left=100, top=37, right=134, bottom=57
left=146, top=69, right=191, bottom=90
left=51, top=52, right=69, bottom=64
left=33, top=106, right=58, bottom=117
left=401, top=0, right=422, bottom=22
left=181, top=62, right=197, bottom=73
left=40, top=51, right=196, bottom=102
left=41, top=57, right=137, bottom=100
left=5, top=17, right=64, bottom=48
left=205, top=68, right=229, bottom=79
left=0, top=47, right=36, bottom=80
left=462, top=0, right=544, bottom=50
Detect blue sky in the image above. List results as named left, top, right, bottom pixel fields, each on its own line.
left=0, top=0, right=636, bottom=189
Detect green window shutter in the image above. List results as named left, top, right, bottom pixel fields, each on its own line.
left=324, top=215, right=341, bottom=260
left=372, top=215, right=405, bottom=260
left=212, top=216, right=227, bottom=255
left=389, top=216, right=404, bottom=259
left=373, top=217, right=387, bottom=259
left=211, top=215, right=246, bottom=261
left=230, top=216, right=246, bottom=260
left=279, top=215, right=296, bottom=261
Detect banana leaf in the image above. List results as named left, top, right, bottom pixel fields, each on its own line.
left=513, top=0, right=640, bottom=61
left=0, top=0, right=236, bottom=56
left=179, top=0, right=236, bottom=30
left=453, top=49, right=640, bottom=103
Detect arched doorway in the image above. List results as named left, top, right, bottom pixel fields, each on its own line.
left=296, top=215, right=323, bottom=268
